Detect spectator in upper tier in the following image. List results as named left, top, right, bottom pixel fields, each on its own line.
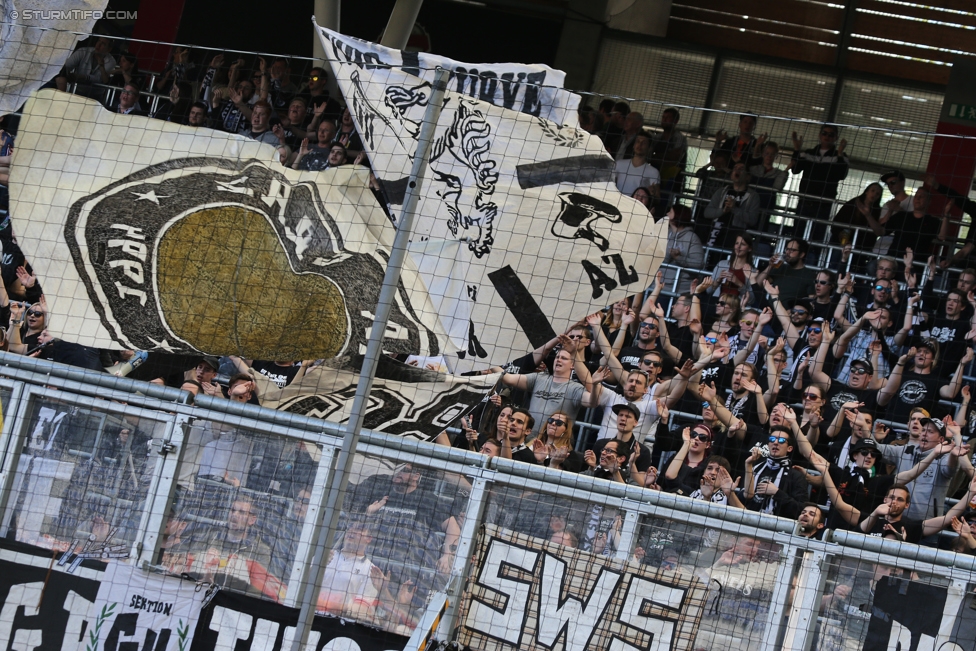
left=832, top=182, right=884, bottom=271
left=661, top=205, right=703, bottom=294
left=714, top=112, right=762, bottom=167
left=111, top=83, right=146, bottom=117
left=614, top=130, right=660, bottom=196
left=703, top=162, right=760, bottom=251
left=243, top=101, right=280, bottom=147
left=790, top=124, right=849, bottom=239
left=693, top=150, right=730, bottom=221
left=649, top=107, right=688, bottom=209
left=748, top=139, right=788, bottom=230
left=880, top=188, right=946, bottom=259
left=613, top=111, right=645, bottom=161
left=64, top=36, right=116, bottom=87
left=601, top=102, right=630, bottom=156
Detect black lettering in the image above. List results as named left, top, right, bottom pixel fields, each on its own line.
left=521, top=72, right=546, bottom=117
left=363, top=52, right=386, bottom=70
left=601, top=253, right=639, bottom=286
left=500, top=72, right=522, bottom=110
left=104, top=613, right=139, bottom=651
left=581, top=259, right=617, bottom=299
left=146, top=629, right=171, bottom=651
left=400, top=50, right=421, bottom=77
left=467, top=320, right=488, bottom=358
left=479, top=71, right=498, bottom=103
left=453, top=67, right=477, bottom=96
left=129, top=595, right=138, bottom=608
left=163, top=603, right=172, bottom=617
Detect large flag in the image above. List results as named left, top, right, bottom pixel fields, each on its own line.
left=0, top=0, right=109, bottom=115
left=11, top=90, right=445, bottom=361
left=317, top=25, right=669, bottom=372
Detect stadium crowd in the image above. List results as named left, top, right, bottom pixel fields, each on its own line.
left=4, top=35, right=976, bottom=624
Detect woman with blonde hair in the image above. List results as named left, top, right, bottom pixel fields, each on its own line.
left=529, top=410, right=583, bottom=472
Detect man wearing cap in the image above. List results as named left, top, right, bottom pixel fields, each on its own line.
left=739, top=425, right=808, bottom=519
left=885, top=341, right=972, bottom=425
left=194, top=356, right=223, bottom=397
left=585, top=403, right=653, bottom=484
left=875, top=415, right=971, bottom=521
left=880, top=170, right=913, bottom=222
left=812, top=353, right=903, bottom=443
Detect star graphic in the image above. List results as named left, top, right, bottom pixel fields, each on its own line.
left=131, top=189, right=170, bottom=205
left=147, top=337, right=177, bottom=353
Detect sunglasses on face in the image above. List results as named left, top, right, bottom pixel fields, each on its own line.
left=639, top=322, right=658, bottom=329
left=740, top=320, right=756, bottom=327
left=821, top=131, right=837, bottom=137
left=567, top=334, right=585, bottom=340
left=691, top=432, right=710, bottom=442
left=804, top=392, right=821, bottom=400
left=641, top=358, right=662, bottom=367
left=310, top=75, right=321, bottom=81
left=810, top=327, right=823, bottom=334
left=26, top=310, right=42, bottom=317
left=769, top=436, right=789, bottom=444
left=547, top=417, right=565, bottom=427
left=791, top=309, right=807, bottom=316
left=717, top=301, right=728, bottom=307
left=704, top=336, right=718, bottom=344
left=850, top=367, right=869, bottom=375
left=702, top=401, right=712, bottom=409
left=815, top=279, right=830, bottom=285
left=874, top=285, right=890, bottom=292
left=855, top=450, right=878, bottom=458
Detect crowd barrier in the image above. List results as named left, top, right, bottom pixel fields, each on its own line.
left=0, top=352, right=974, bottom=650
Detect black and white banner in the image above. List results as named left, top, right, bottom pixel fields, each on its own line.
left=315, top=24, right=579, bottom=126
left=11, top=96, right=447, bottom=362
left=190, top=589, right=408, bottom=651
left=258, top=356, right=500, bottom=441
left=458, top=524, right=707, bottom=651
left=318, top=26, right=667, bottom=372
left=0, top=542, right=205, bottom=650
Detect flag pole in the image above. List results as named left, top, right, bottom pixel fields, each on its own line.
left=288, top=66, right=450, bottom=651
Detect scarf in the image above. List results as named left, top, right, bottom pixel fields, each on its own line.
left=752, top=456, right=791, bottom=514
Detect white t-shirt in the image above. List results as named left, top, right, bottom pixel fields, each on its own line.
left=614, top=158, right=661, bottom=196
left=595, top=387, right=661, bottom=443
left=319, top=551, right=379, bottom=603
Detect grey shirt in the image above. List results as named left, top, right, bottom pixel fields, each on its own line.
left=523, top=373, right=585, bottom=428
left=877, top=443, right=954, bottom=520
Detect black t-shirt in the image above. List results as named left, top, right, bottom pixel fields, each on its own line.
left=885, top=211, right=943, bottom=257
left=924, top=315, right=970, bottom=378
left=251, top=360, right=300, bottom=389
left=888, top=370, right=942, bottom=424
left=823, top=383, right=880, bottom=439
left=591, top=438, right=652, bottom=477
left=860, top=514, right=924, bottom=543
left=619, top=344, right=659, bottom=372
left=666, top=322, right=695, bottom=366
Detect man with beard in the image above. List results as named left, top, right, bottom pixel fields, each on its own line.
left=812, top=348, right=908, bottom=439
left=796, top=503, right=826, bottom=539
left=502, top=346, right=586, bottom=429
left=756, top=239, right=818, bottom=307
left=500, top=408, right=538, bottom=464
left=739, top=425, right=808, bottom=519
left=833, top=305, right=911, bottom=383
left=921, top=288, right=976, bottom=377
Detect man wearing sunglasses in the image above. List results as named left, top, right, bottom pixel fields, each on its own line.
left=585, top=402, right=653, bottom=486
left=740, top=426, right=807, bottom=518
left=298, top=67, right=343, bottom=129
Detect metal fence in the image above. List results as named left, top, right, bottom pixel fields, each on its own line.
left=0, top=353, right=975, bottom=649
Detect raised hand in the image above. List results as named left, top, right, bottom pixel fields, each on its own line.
left=699, top=381, right=717, bottom=404
left=210, top=53, right=225, bottom=69
left=621, top=309, right=636, bottom=327
left=792, top=131, right=803, bottom=150
left=584, top=449, right=597, bottom=469
left=759, top=307, right=773, bottom=326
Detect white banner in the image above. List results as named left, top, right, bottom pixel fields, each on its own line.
left=11, top=90, right=447, bottom=361
left=315, top=22, right=579, bottom=126
left=91, top=562, right=207, bottom=651
left=0, top=0, right=108, bottom=115
left=318, top=26, right=668, bottom=371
